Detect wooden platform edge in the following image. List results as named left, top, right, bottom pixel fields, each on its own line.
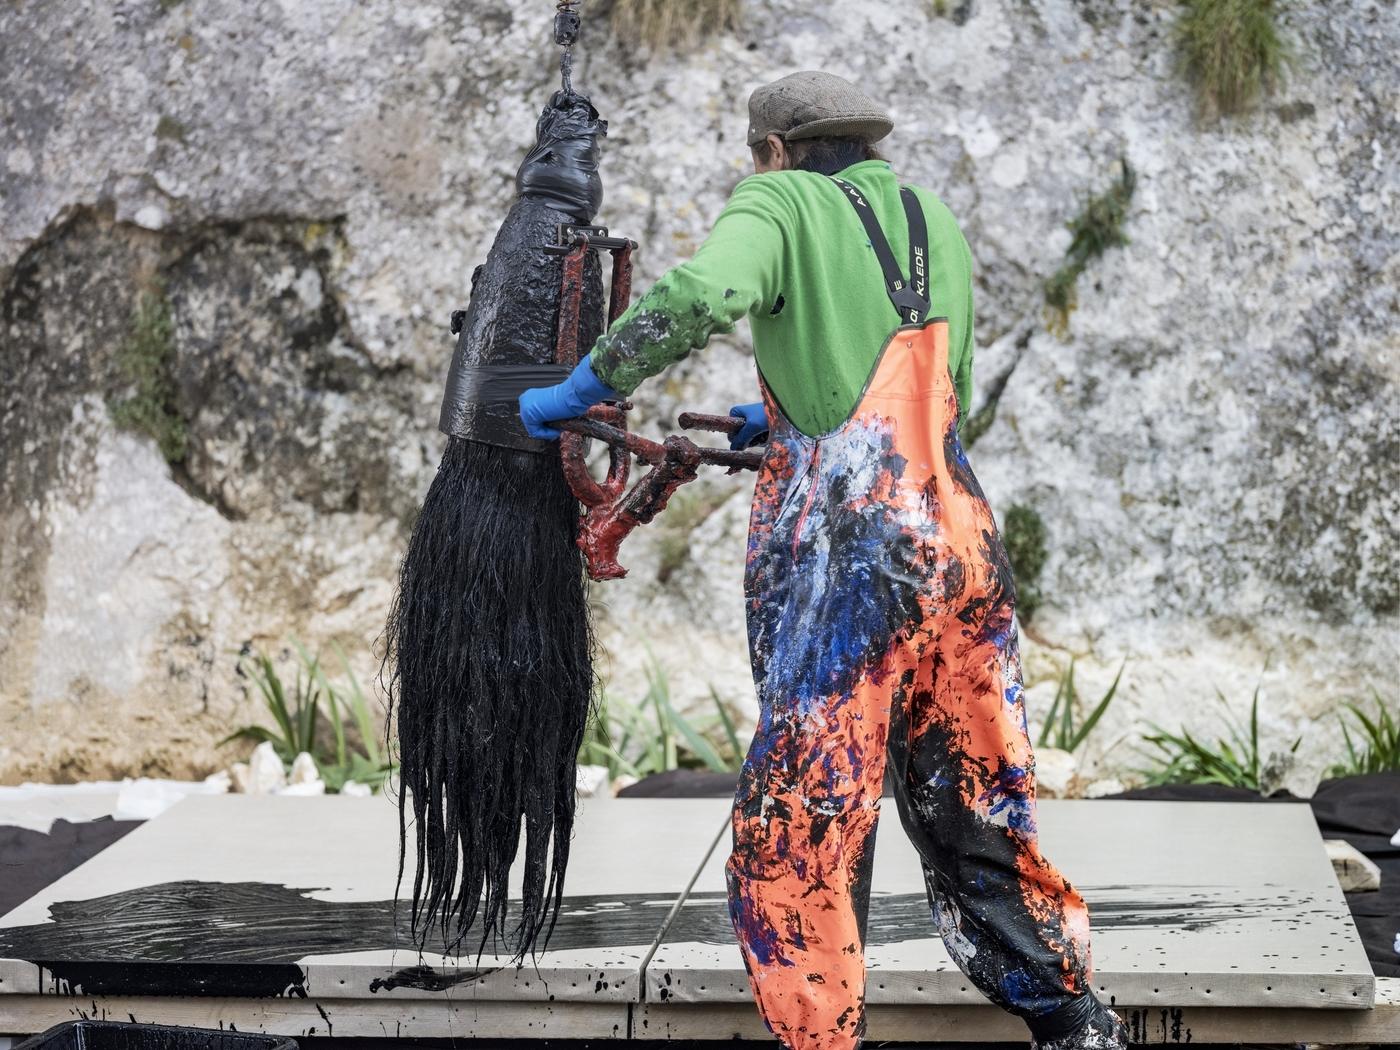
left=0, top=983, right=1395, bottom=1045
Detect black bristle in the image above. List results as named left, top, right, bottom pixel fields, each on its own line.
left=383, top=435, right=593, bottom=959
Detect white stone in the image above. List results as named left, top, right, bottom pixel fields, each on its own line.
left=203, top=770, right=232, bottom=793
left=229, top=763, right=251, bottom=794
left=246, top=741, right=287, bottom=796
left=1325, top=839, right=1381, bottom=893
left=288, top=751, right=320, bottom=786
left=340, top=779, right=372, bottom=797
left=1035, top=748, right=1079, bottom=799
left=1083, top=777, right=1126, bottom=799
left=279, top=778, right=326, bottom=796
left=576, top=764, right=610, bottom=798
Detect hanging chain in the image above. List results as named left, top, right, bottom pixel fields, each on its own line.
left=554, top=0, right=582, bottom=93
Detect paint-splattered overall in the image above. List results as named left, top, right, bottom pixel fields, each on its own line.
left=725, top=181, right=1114, bottom=1050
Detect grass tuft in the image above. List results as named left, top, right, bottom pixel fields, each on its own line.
left=1328, top=693, right=1400, bottom=777
left=1044, top=158, right=1136, bottom=334
left=1137, top=681, right=1299, bottom=792
left=579, top=662, right=745, bottom=780
left=609, top=0, right=742, bottom=51
left=1039, top=658, right=1125, bottom=754
left=222, top=641, right=394, bottom=793
left=109, top=284, right=187, bottom=465
left=1003, top=503, right=1048, bottom=622
left=1175, top=0, right=1293, bottom=118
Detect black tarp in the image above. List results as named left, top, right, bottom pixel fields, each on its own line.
left=0, top=816, right=143, bottom=916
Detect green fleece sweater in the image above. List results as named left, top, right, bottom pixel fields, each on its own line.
left=589, top=159, right=975, bottom=435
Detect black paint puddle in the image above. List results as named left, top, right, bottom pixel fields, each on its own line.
left=0, top=880, right=675, bottom=996
left=0, top=879, right=1315, bottom=997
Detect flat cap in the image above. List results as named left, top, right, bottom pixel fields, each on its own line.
left=747, top=71, right=893, bottom=148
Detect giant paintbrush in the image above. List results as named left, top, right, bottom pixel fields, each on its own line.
left=383, top=13, right=607, bottom=959
left=385, top=3, right=761, bottom=962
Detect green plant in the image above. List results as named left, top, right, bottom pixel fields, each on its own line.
left=579, top=665, right=745, bottom=780
left=1003, top=503, right=1048, bottom=621
left=1043, top=159, right=1136, bottom=334
left=222, top=642, right=394, bottom=793
left=1038, top=658, right=1124, bottom=753
left=109, top=284, right=187, bottom=464
left=305, top=642, right=396, bottom=791
left=155, top=115, right=187, bottom=142
left=609, top=0, right=742, bottom=50
left=960, top=403, right=997, bottom=449
left=1329, top=694, right=1400, bottom=777
left=1175, top=0, right=1292, bottom=118
left=224, top=648, right=322, bottom=761
left=1138, top=683, right=1298, bottom=790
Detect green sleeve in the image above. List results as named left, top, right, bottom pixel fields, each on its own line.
left=953, top=232, right=975, bottom=431
left=589, top=175, right=790, bottom=395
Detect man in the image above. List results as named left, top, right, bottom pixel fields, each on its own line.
left=520, top=71, right=1127, bottom=1050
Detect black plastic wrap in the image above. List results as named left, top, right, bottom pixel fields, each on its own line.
left=439, top=91, right=608, bottom=452
left=516, top=90, right=606, bottom=221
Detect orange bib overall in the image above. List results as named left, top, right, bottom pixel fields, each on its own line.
left=725, top=180, right=1119, bottom=1049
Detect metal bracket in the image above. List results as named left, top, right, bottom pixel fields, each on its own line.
left=544, top=224, right=638, bottom=256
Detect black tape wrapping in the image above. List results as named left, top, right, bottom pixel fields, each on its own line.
left=455, top=364, right=571, bottom=402
left=515, top=90, right=607, bottom=223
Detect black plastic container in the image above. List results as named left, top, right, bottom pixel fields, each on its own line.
left=15, top=1021, right=297, bottom=1050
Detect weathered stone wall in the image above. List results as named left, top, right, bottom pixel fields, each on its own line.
left=2, top=0, right=1396, bottom=791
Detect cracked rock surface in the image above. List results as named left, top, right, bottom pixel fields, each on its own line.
left=1, top=0, right=1395, bottom=790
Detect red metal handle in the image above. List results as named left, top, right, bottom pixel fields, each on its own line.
left=550, top=231, right=762, bottom=581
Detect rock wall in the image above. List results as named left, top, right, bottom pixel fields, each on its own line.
left=1, top=0, right=1396, bottom=791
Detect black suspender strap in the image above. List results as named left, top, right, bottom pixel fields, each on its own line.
left=831, top=177, right=932, bottom=324
left=901, top=187, right=929, bottom=311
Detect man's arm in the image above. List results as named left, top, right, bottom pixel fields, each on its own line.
left=589, top=175, right=791, bottom=395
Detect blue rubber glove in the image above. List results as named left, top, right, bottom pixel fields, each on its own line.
left=519, top=356, right=619, bottom=439
left=728, top=402, right=769, bottom=451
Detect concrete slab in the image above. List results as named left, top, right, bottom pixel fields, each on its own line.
left=0, top=793, right=1380, bottom=1042
left=636, top=977, right=1400, bottom=1044
left=0, top=794, right=730, bottom=1004
left=647, top=800, right=1376, bottom=1011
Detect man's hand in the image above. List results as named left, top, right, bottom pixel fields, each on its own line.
left=728, top=402, right=770, bottom=451
left=519, top=357, right=619, bottom=439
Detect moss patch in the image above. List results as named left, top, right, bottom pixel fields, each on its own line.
left=960, top=403, right=997, bottom=449
left=1003, top=503, right=1048, bottom=622
left=108, top=284, right=187, bottom=465
left=1175, top=0, right=1293, bottom=118
left=655, top=488, right=724, bottom=584
left=155, top=115, right=188, bottom=142
left=1044, top=159, right=1135, bottom=335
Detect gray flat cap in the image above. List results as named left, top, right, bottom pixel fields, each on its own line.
left=747, top=71, right=893, bottom=148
